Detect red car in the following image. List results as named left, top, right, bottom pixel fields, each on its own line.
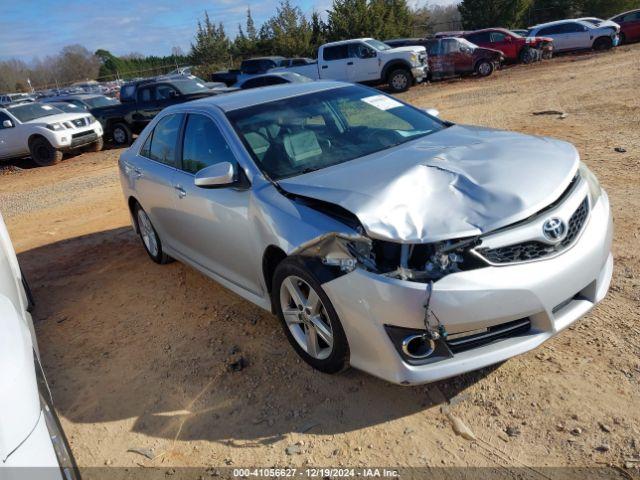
left=462, top=28, right=553, bottom=63
left=610, top=9, right=640, bottom=44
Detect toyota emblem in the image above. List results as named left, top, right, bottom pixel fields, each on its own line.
left=543, top=217, right=567, bottom=242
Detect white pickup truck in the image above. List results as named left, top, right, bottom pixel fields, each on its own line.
left=272, top=38, right=429, bottom=92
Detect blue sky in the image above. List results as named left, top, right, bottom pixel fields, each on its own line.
left=0, top=0, right=457, bottom=62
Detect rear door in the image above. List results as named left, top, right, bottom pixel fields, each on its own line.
left=319, top=45, right=350, bottom=81
left=170, top=113, right=261, bottom=294
left=129, top=113, right=183, bottom=248
left=538, top=25, right=569, bottom=51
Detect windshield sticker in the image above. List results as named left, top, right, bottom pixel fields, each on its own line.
left=362, top=95, right=403, bottom=110
left=42, top=105, right=53, bottom=110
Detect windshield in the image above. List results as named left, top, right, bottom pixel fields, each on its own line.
left=174, top=79, right=209, bottom=94
left=51, top=102, right=81, bottom=113
left=8, top=103, right=63, bottom=122
left=84, top=96, right=119, bottom=108
left=365, top=39, right=392, bottom=51
left=226, top=85, right=445, bottom=180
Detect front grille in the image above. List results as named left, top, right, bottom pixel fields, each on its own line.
left=476, top=197, right=589, bottom=264
left=446, top=318, right=531, bottom=353
left=71, top=130, right=93, bottom=139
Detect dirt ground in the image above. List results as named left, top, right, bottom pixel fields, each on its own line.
left=1, top=45, right=639, bottom=478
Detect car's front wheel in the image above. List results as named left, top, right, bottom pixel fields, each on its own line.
left=273, top=258, right=349, bottom=373
left=134, top=203, right=172, bottom=264
left=593, top=36, right=613, bottom=50
left=475, top=60, right=494, bottom=77
left=387, top=69, right=412, bottom=93
left=29, top=137, right=63, bottom=167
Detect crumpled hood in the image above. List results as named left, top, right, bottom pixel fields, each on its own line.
left=278, top=125, right=579, bottom=243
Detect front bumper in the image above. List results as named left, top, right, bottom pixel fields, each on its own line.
left=322, top=191, right=613, bottom=385
left=411, top=66, right=429, bottom=83
left=52, top=125, right=103, bottom=150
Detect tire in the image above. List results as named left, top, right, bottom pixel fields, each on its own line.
left=87, top=137, right=104, bottom=152
left=111, top=122, right=132, bottom=146
left=519, top=46, right=535, bottom=64
left=272, top=257, right=349, bottom=374
left=29, top=137, right=63, bottom=167
left=133, top=203, right=172, bottom=264
left=593, top=36, right=613, bottom=51
left=475, top=59, right=494, bottom=77
left=387, top=68, right=411, bottom=93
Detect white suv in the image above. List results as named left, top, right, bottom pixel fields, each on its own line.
left=528, top=19, right=619, bottom=52
left=0, top=102, right=103, bottom=166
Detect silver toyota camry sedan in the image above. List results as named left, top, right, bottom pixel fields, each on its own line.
left=118, top=81, right=613, bottom=385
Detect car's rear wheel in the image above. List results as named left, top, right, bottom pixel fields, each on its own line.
left=387, top=69, right=411, bottom=93
left=29, top=137, right=63, bottom=167
left=593, top=36, right=613, bottom=50
left=475, top=60, right=494, bottom=77
left=111, top=122, right=132, bottom=146
left=134, top=203, right=172, bottom=264
left=273, top=258, right=349, bottom=373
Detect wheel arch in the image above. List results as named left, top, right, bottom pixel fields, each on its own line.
left=128, top=196, right=141, bottom=233
left=27, top=133, right=48, bottom=148
left=262, top=245, right=288, bottom=312
left=381, top=59, right=412, bottom=81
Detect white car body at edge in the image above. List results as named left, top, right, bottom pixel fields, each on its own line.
left=0, top=214, right=77, bottom=479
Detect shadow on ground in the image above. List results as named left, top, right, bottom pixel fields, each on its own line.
left=20, top=227, right=499, bottom=446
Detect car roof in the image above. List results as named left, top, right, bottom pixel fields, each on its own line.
left=169, top=81, right=350, bottom=113
left=610, top=8, right=640, bottom=18
left=467, top=27, right=511, bottom=34
left=531, top=19, right=591, bottom=29
left=242, top=56, right=286, bottom=61
left=45, top=94, right=101, bottom=101
left=322, top=38, right=375, bottom=47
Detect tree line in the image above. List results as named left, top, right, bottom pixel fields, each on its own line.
left=1, top=0, right=637, bottom=91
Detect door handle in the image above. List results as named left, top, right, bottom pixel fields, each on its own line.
left=321, top=65, right=328, bottom=69
left=174, top=185, right=186, bottom=198
left=347, top=61, right=354, bottom=65
left=133, top=168, right=143, bottom=179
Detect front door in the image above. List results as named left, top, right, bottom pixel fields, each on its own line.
left=347, top=42, right=379, bottom=82
left=132, top=85, right=160, bottom=132
left=170, top=113, right=261, bottom=294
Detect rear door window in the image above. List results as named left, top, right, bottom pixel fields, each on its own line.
left=323, top=45, right=348, bottom=61
left=138, top=87, right=154, bottom=103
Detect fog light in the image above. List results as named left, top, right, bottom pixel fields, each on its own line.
left=402, top=334, right=435, bottom=359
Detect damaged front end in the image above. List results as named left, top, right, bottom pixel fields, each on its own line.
left=291, top=228, right=486, bottom=283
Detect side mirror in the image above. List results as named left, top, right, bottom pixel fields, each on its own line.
left=194, top=162, right=235, bottom=188
left=424, top=108, right=440, bottom=118
left=505, top=36, right=512, bottom=42
left=2, top=119, right=13, bottom=128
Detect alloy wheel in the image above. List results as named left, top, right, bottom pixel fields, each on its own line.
left=279, top=275, right=334, bottom=360
left=479, top=62, right=491, bottom=76
left=137, top=209, right=159, bottom=257
left=391, top=73, right=408, bottom=91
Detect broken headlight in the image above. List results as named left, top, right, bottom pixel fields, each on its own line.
left=579, top=162, right=602, bottom=205
left=369, top=237, right=484, bottom=282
